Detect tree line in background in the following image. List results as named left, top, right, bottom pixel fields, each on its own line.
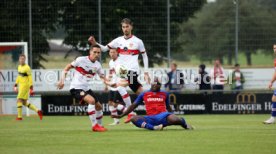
left=0, top=0, right=275, bottom=68
left=177, top=0, right=276, bottom=65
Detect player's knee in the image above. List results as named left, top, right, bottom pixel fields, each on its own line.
left=167, top=115, right=179, bottom=124
left=95, top=102, right=102, bottom=111
left=86, top=99, right=95, bottom=104
left=84, top=96, right=95, bottom=104
left=130, top=115, right=139, bottom=123
left=272, top=95, right=276, bottom=102
left=168, top=118, right=178, bottom=124
left=21, top=100, right=27, bottom=106
left=17, top=99, right=24, bottom=103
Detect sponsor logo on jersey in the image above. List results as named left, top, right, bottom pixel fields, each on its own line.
left=146, top=97, right=164, bottom=102
left=88, top=70, right=94, bottom=74
left=123, top=47, right=128, bottom=51
left=129, top=43, right=133, bottom=48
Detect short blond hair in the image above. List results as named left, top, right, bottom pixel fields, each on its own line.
left=19, top=54, right=26, bottom=58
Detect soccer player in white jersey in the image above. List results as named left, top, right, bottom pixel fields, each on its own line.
left=107, top=49, right=138, bottom=125
left=107, top=49, right=128, bottom=125
left=57, top=45, right=112, bottom=132
left=89, top=18, right=150, bottom=123
left=263, top=44, right=276, bottom=124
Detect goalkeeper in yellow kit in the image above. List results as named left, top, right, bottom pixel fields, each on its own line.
left=13, top=54, right=43, bottom=120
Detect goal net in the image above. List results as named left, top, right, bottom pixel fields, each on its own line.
left=0, top=42, right=28, bottom=70
left=0, top=42, right=40, bottom=116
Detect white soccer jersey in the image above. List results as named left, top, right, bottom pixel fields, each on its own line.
left=70, top=56, right=104, bottom=91
left=108, top=58, right=121, bottom=91
left=107, top=35, right=145, bottom=72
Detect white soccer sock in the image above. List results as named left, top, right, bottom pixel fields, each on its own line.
left=114, top=118, right=120, bottom=123
left=117, top=86, right=132, bottom=108
left=96, top=110, right=103, bottom=126
left=117, top=104, right=134, bottom=115
left=87, top=104, right=97, bottom=127
left=109, top=106, right=116, bottom=114
left=109, top=105, right=119, bottom=122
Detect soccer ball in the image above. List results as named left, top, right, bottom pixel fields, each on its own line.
left=115, top=64, right=128, bottom=79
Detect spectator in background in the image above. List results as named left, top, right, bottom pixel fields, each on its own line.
left=210, top=59, right=226, bottom=93
left=195, top=64, right=211, bottom=92
left=165, top=63, right=184, bottom=93
left=228, top=64, right=245, bottom=91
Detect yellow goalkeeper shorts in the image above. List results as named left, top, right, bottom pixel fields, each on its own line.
left=17, top=85, right=30, bottom=100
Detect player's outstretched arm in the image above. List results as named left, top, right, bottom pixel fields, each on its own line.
left=113, top=92, right=144, bottom=118
left=88, top=36, right=97, bottom=45
left=116, top=79, right=129, bottom=87
left=112, top=103, right=139, bottom=119
left=141, top=52, right=151, bottom=84
left=99, top=75, right=116, bottom=87
left=57, top=64, right=73, bottom=90
left=88, top=36, right=109, bottom=52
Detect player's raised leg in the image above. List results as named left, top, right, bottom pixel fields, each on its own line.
left=166, top=114, right=194, bottom=129
left=117, top=86, right=136, bottom=123
left=116, top=103, right=126, bottom=113
left=130, top=115, right=163, bottom=131
left=23, top=101, right=43, bottom=120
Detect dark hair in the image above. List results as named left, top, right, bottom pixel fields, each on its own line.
left=215, top=58, right=220, bottom=62
left=199, top=64, right=206, bottom=70
left=234, top=63, right=240, bottom=67
left=153, top=77, right=161, bottom=85
left=19, top=54, right=26, bottom=58
left=121, top=18, right=133, bottom=26
left=109, top=48, right=118, bottom=52
left=91, top=44, right=101, bottom=49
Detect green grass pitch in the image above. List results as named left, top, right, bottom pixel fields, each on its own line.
left=0, top=115, right=276, bottom=154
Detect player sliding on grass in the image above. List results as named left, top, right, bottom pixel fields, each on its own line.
left=88, top=18, right=150, bottom=123
left=57, top=45, right=112, bottom=132
left=112, top=78, right=193, bottom=130
left=14, top=54, right=43, bottom=121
